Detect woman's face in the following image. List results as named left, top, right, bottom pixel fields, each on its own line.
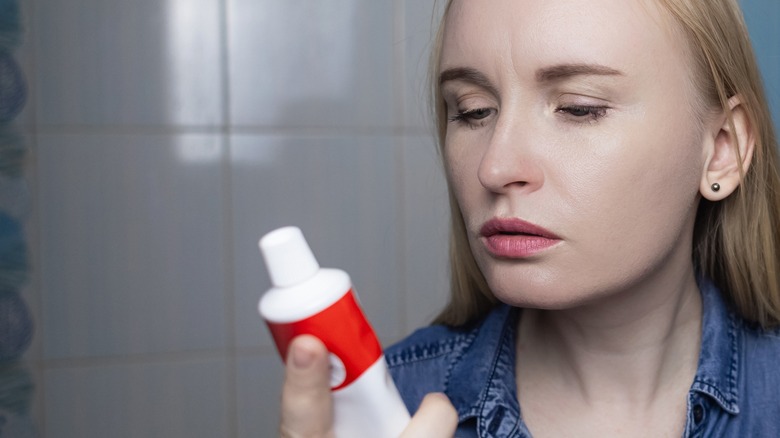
left=441, top=0, right=709, bottom=308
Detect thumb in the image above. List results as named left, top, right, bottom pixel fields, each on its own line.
left=400, top=393, right=458, bottom=438
left=279, top=335, right=334, bottom=438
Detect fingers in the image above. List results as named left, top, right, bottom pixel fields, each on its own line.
left=400, top=393, right=458, bottom=438
left=279, top=335, right=334, bottom=438
left=278, top=336, right=456, bottom=438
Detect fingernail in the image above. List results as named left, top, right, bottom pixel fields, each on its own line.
left=291, top=344, right=315, bottom=369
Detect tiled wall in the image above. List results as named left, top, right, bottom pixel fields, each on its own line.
left=23, top=1, right=449, bottom=436
left=16, top=0, right=780, bottom=437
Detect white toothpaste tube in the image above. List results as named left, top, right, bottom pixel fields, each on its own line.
left=258, top=226, right=411, bottom=438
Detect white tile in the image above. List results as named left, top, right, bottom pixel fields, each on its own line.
left=36, top=133, right=227, bottom=358
left=228, top=0, right=395, bottom=128
left=230, top=134, right=402, bottom=349
left=401, top=0, right=448, bottom=130
left=235, top=353, right=284, bottom=437
left=33, top=0, right=223, bottom=126
left=400, top=137, right=450, bottom=334
left=44, top=358, right=229, bottom=438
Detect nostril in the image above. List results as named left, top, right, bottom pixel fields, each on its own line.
left=475, top=130, right=542, bottom=193
left=477, top=165, right=531, bottom=191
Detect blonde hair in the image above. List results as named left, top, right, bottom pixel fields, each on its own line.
left=430, top=0, right=780, bottom=328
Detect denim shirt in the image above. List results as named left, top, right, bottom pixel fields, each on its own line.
left=385, top=279, right=780, bottom=437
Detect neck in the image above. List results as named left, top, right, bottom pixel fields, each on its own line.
left=516, top=266, right=702, bottom=408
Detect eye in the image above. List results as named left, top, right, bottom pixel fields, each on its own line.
left=555, top=105, right=609, bottom=122
left=448, top=107, right=495, bottom=128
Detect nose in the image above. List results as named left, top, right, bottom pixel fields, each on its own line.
left=477, top=112, right=544, bottom=194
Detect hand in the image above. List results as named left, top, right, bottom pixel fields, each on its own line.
left=279, top=335, right=458, bottom=438
left=399, top=393, right=459, bottom=438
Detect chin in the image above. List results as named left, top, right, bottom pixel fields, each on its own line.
left=476, top=251, right=647, bottom=311
left=484, top=269, right=607, bottom=310
left=487, top=280, right=582, bottom=310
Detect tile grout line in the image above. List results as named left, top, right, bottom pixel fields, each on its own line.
left=24, top=0, right=48, bottom=434
left=218, top=0, right=239, bottom=435
left=393, top=0, right=409, bottom=338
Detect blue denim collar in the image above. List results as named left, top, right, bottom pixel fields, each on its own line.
left=444, top=304, right=526, bottom=436
left=690, top=277, right=740, bottom=414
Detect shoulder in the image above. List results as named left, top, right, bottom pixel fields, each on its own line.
left=724, top=321, right=780, bottom=433
left=384, top=304, right=516, bottom=415
left=385, top=323, right=475, bottom=366
left=385, top=304, right=514, bottom=367
left=384, top=322, right=476, bottom=413
left=738, top=322, right=780, bottom=394
left=696, top=279, right=780, bottom=432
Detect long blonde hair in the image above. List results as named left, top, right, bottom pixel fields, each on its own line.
left=431, top=0, right=780, bottom=329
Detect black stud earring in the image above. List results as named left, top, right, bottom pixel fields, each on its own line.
left=711, top=182, right=721, bottom=192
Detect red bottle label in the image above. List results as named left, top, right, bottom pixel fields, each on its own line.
left=266, top=289, right=382, bottom=391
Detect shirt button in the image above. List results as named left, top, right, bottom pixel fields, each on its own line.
left=693, top=404, right=704, bottom=424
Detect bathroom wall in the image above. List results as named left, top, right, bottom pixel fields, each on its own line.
left=10, top=0, right=780, bottom=437
left=21, top=1, right=449, bottom=436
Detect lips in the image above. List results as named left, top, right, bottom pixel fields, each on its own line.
left=480, top=218, right=561, bottom=258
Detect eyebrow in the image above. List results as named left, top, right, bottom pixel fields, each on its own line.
left=439, top=67, right=499, bottom=96
left=439, top=63, right=624, bottom=93
left=535, top=63, right=624, bottom=83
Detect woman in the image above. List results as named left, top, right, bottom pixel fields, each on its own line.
left=280, top=0, right=780, bottom=436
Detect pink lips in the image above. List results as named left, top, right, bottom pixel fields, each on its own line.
left=480, top=218, right=561, bottom=258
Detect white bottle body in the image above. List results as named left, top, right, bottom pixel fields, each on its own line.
left=259, top=228, right=410, bottom=438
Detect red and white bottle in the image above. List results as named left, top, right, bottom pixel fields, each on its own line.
left=258, top=226, right=411, bottom=438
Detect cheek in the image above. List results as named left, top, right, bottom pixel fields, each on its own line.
left=444, top=138, right=483, bottom=213
left=624, top=115, right=704, bottom=209
left=565, top=119, right=705, bottom=257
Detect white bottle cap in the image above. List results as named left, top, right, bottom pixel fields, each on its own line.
left=259, top=226, right=320, bottom=288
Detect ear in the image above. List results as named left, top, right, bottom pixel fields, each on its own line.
left=700, top=95, right=755, bottom=201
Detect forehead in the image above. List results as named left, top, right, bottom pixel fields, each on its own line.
left=442, top=0, right=689, bottom=83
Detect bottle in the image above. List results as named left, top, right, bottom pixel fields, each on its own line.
left=258, top=226, right=411, bottom=438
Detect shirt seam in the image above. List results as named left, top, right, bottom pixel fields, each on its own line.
left=385, top=335, right=468, bottom=368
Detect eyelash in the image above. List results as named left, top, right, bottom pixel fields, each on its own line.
left=448, top=104, right=609, bottom=129
left=555, top=105, right=609, bottom=122
left=448, top=108, right=494, bottom=128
